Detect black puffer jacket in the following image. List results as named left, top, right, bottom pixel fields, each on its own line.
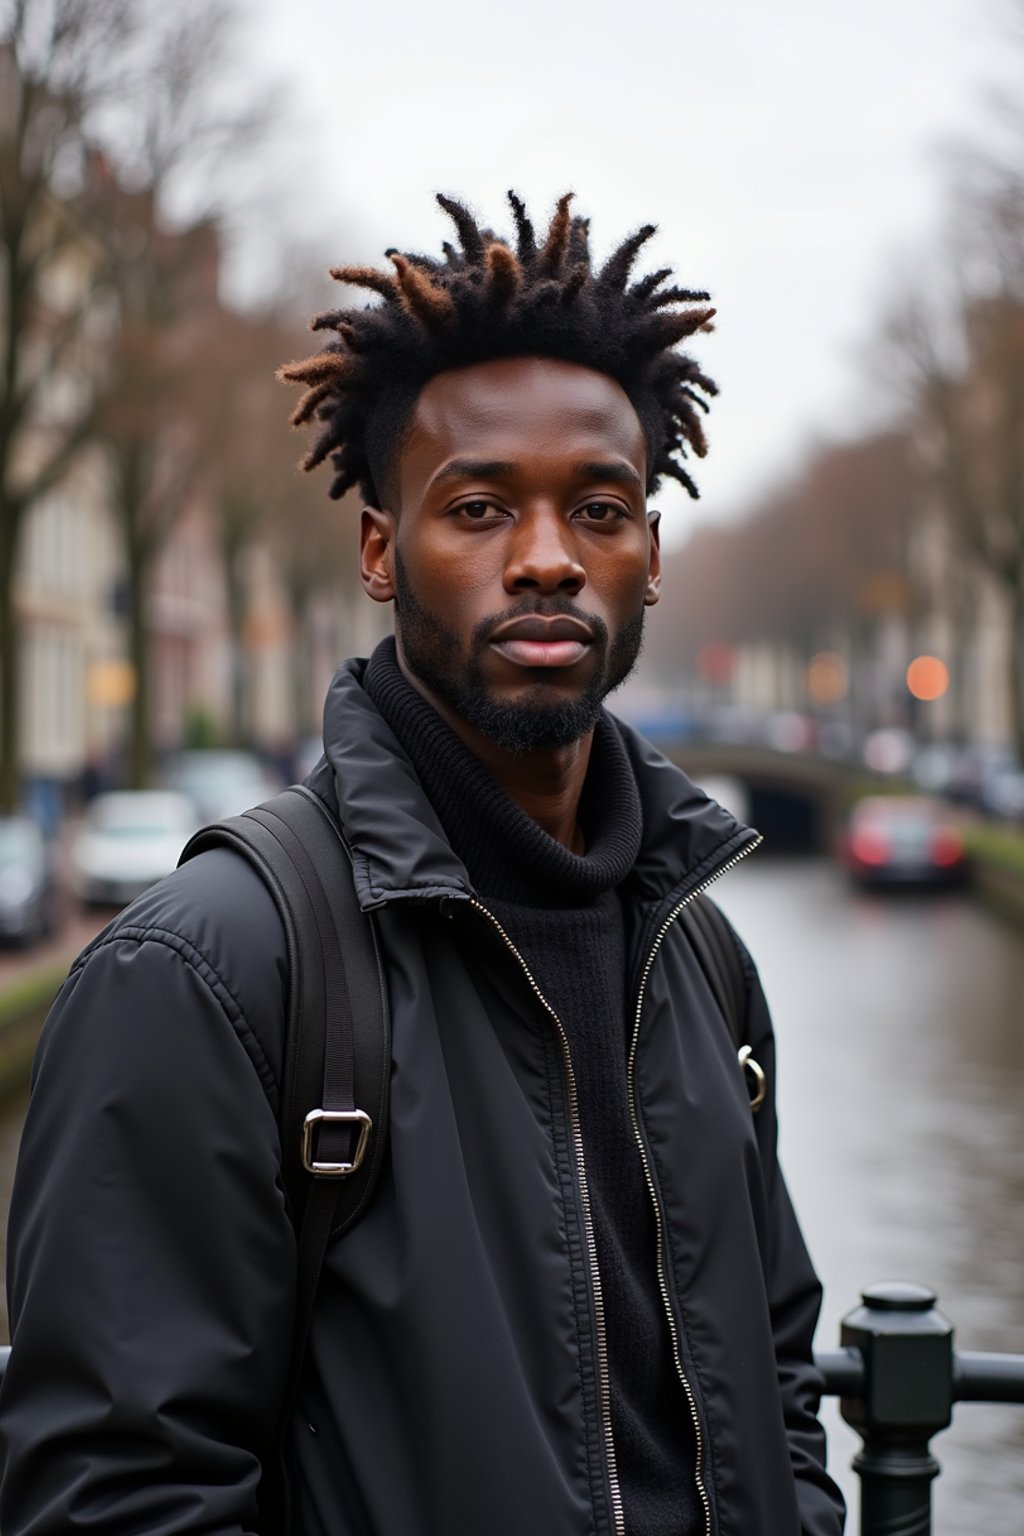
left=0, top=658, right=844, bottom=1536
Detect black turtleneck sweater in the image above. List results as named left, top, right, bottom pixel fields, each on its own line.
left=364, top=639, right=701, bottom=1536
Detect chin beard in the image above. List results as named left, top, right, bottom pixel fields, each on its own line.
left=393, top=554, right=645, bottom=754
left=444, top=683, right=615, bottom=754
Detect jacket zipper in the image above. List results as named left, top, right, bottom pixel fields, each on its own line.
left=465, top=897, right=627, bottom=1536
left=625, top=832, right=762, bottom=1536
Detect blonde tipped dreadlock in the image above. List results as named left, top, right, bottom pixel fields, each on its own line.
left=280, top=191, right=717, bottom=504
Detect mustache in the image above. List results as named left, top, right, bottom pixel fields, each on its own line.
left=471, top=597, right=609, bottom=649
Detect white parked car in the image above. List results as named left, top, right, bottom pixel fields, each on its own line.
left=72, top=791, right=199, bottom=908
left=162, top=750, right=282, bottom=823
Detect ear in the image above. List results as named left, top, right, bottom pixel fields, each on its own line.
left=360, top=506, right=397, bottom=603
left=645, top=509, right=662, bottom=607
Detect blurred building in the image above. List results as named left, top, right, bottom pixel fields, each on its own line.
left=10, top=174, right=120, bottom=813
left=909, top=483, right=1013, bottom=745
left=18, top=460, right=123, bottom=798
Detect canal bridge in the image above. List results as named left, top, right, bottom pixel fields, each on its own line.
left=660, top=739, right=854, bottom=852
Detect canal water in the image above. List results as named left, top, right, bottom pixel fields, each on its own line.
left=0, top=857, right=1021, bottom=1533
left=715, top=857, right=1024, bottom=1536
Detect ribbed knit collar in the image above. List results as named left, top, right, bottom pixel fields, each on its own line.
left=363, top=637, right=643, bottom=908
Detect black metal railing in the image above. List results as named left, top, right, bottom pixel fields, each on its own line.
left=0, top=1280, right=1020, bottom=1534
left=815, top=1282, right=1024, bottom=1536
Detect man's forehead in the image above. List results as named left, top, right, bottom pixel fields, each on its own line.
left=402, top=357, right=648, bottom=467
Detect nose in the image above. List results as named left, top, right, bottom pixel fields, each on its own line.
left=502, top=508, right=585, bottom=596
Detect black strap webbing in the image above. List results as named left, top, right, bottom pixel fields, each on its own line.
left=179, top=785, right=391, bottom=1532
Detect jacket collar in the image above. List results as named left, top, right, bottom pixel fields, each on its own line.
left=318, top=656, right=758, bottom=913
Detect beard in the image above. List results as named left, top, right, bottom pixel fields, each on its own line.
left=393, top=552, right=646, bottom=754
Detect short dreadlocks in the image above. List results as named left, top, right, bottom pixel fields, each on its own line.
left=281, top=191, right=717, bottom=506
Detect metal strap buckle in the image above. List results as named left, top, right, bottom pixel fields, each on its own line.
left=738, top=1045, right=767, bottom=1113
left=301, top=1108, right=373, bottom=1176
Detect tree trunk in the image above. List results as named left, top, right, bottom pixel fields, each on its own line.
left=111, top=439, right=156, bottom=790
left=126, top=532, right=151, bottom=790
left=288, top=576, right=314, bottom=741
left=948, top=566, right=974, bottom=745
left=225, top=541, right=247, bottom=748
left=0, top=502, right=23, bottom=813
left=1, top=210, right=27, bottom=817
left=1011, top=572, right=1024, bottom=764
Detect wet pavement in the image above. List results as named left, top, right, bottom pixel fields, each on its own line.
left=0, top=861, right=1021, bottom=1532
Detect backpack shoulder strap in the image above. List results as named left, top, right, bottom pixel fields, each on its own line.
left=180, top=784, right=391, bottom=1530
left=678, top=892, right=765, bottom=1111
left=179, top=783, right=391, bottom=1371
left=180, top=784, right=391, bottom=1234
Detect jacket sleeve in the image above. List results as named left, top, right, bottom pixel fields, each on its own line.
left=0, top=875, right=297, bottom=1534
left=740, top=943, right=846, bottom=1536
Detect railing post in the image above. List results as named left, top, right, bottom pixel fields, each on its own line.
left=839, top=1282, right=954, bottom=1536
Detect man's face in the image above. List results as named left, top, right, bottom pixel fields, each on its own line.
left=360, top=356, right=660, bottom=754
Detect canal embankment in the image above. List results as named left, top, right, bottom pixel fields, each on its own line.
left=0, top=963, right=67, bottom=1102
left=0, top=912, right=109, bottom=1105
left=964, top=824, right=1024, bottom=928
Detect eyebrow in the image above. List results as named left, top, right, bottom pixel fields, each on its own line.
left=573, top=460, right=644, bottom=490
left=431, top=459, right=518, bottom=484
left=431, top=458, right=644, bottom=489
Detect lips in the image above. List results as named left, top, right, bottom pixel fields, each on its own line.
left=488, top=614, right=594, bottom=669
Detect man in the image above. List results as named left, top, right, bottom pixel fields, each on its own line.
left=0, top=192, right=844, bottom=1535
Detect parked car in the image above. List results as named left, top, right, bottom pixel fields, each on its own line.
left=842, top=796, right=968, bottom=888
left=922, top=741, right=1024, bottom=819
left=72, top=791, right=199, bottom=908
left=0, top=816, right=59, bottom=945
left=982, top=765, right=1024, bottom=821
left=162, top=750, right=282, bottom=823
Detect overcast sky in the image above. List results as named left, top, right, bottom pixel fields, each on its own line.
left=241, top=0, right=1017, bottom=547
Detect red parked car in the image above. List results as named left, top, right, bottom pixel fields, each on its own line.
left=843, top=796, right=969, bottom=888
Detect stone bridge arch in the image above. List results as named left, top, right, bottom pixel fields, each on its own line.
left=664, top=741, right=851, bottom=853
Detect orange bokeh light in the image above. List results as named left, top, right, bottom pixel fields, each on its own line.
left=806, top=651, right=848, bottom=706
left=906, top=655, right=949, bottom=702
left=86, top=659, right=136, bottom=709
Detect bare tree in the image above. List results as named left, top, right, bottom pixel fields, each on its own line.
left=882, top=0, right=1024, bottom=756
left=273, top=483, right=365, bottom=741
left=888, top=273, right=1024, bottom=755
left=94, top=190, right=219, bottom=785
left=92, top=0, right=274, bottom=786
left=656, top=432, right=917, bottom=687
left=0, top=0, right=134, bottom=810
left=191, top=303, right=325, bottom=746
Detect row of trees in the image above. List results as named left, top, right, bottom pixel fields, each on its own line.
left=659, top=0, right=1024, bottom=755
left=1, top=0, right=355, bottom=811
left=656, top=430, right=915, bottom=664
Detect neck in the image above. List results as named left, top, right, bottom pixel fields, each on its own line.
left=396, top=652, right=592, bottom=852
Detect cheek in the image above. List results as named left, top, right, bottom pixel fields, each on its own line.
left=598, top=547, right=656, bottom=611
left=412, top=534, right=505, bottom=603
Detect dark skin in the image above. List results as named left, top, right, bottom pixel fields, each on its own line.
left=360, top=356, right=661, bottom=850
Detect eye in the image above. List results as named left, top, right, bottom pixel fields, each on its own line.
left=454, top=499, right=509, bottom=522
left=574, top=501, right=629, bottom=524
